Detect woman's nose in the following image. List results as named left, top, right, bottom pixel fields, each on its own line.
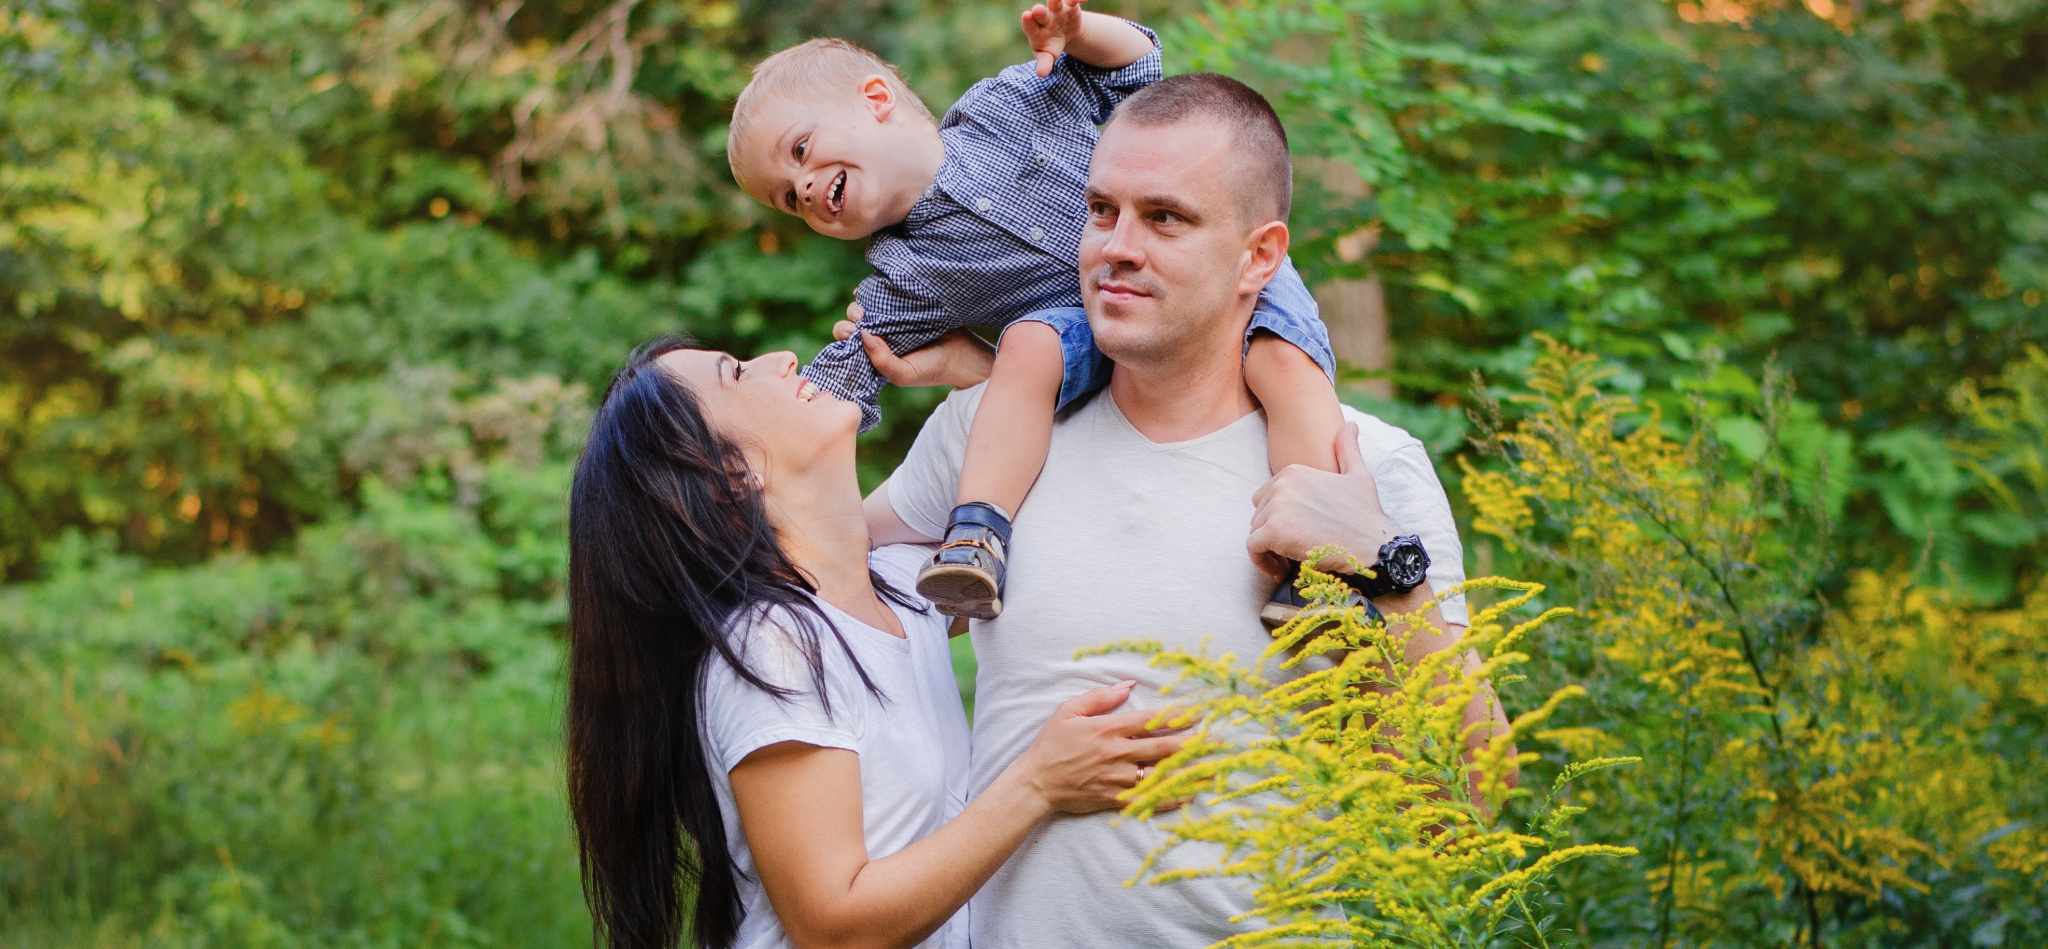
left=758, top=352, right=798, bottom=376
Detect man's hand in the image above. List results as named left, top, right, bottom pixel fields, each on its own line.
left=1247, top=421, right=1405, bottom=580
left=1022, top=0, right=1088, bottom=77
left=835, top=300, right=995, bottom=390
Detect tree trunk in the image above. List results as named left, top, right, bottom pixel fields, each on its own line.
left=1305, top=158, right=1392, bottom=398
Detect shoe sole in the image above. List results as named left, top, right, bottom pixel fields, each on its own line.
left=1259, top=602, right=1300, bottom=630
left=1261, top=603, right=1354, bottom=631
left=918, top=564, right=1003, bottom=620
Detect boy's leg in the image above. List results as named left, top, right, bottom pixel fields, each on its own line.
left=919, top=313, right=1096, bottom=620
left=956, top=321, right=1063, bottom=515
left=1246, top=331, right=1345, bottom=475
left=1243, top=258, right=1358, bottom=629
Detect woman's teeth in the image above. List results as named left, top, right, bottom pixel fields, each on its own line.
left=797, top=379, right=820, bottom=402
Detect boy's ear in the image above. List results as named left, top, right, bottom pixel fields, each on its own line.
left=860, top=75, right=897, bottom=122
left=1237, top=220, right=1291, bottom=296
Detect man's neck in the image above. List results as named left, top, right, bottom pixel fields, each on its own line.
left=1107, top=303, right=1260, bottom=444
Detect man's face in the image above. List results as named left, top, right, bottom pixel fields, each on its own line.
left=1080, top=118, right=1260, bottom=368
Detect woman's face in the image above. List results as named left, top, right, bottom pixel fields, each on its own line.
left=657, top=349, right=859, bottom=476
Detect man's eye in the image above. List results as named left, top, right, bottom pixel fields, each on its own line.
left=1152, top=210, right=1180, bottom=224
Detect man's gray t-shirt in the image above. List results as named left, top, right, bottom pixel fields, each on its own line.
left=886, top=383, right=1468, bottom=948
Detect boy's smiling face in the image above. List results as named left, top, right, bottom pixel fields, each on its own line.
left=732, top=76, right=937, bottom=240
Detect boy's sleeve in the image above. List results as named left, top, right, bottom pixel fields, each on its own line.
left=803, top=272, right=961, bottom=433
left=973, top=21, right=1162, bottom=129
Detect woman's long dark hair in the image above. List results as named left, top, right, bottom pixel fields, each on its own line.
left=566, top=336, right=913, bottom=949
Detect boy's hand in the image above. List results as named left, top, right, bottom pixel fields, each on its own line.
left=834, top=304, right=996, bottom=390
left=1023, top=0, right=1088, bottom=78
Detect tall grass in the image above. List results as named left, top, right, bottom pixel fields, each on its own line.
left=1, top=491, right=590, bottom=946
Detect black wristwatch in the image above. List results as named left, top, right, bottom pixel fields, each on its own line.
left=1342, top=535, right=1431, bottom=600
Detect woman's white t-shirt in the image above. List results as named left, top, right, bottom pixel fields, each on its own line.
left=699, top=544, right=973, bottom=949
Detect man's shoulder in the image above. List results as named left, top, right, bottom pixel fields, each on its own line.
left=1338, top=404, right=1430, bottom=469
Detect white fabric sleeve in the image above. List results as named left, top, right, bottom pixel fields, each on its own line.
left=1366, top=441, right=1471, bottom=627
left=884, top=385, right=985, bottom=541
left=700, top=611, right=862, bottom=775
left=869, top=543, right=939, bottom=592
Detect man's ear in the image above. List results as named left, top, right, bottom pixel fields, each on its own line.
left=860, top=75, right=897, bottom=122
left=1237, top=219, right=1291, bottom=296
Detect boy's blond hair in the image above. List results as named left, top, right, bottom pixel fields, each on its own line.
left=727, top=39, right=935, bottom=179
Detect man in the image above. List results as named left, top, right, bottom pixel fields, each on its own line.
left=863, top=74, right=1490, bottom=947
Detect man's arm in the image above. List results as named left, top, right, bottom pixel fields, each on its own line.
left=1247, top=423, right=1511, bottom=781
left=1023, top=0, right=1155, bottom=76
left=865, top=481, right=939, bottom=548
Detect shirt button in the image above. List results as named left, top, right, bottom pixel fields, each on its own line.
left=1034, top=153, right=1049, bottom=167
left=975, top=197, right=993, bottom=212
left=1028, top=226, right=1044, bottom=242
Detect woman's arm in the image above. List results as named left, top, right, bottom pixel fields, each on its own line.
left=729, top=681, right=1176, bottom=949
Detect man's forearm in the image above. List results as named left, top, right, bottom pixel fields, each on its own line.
left=1067, top=12, right=1154, bottom=69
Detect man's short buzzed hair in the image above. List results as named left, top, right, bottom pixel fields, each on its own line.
left=1106, top=73, right=1292, bottom=226
left=727, top=39, right=934, bottom=179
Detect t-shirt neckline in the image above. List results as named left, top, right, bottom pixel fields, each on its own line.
left=1099, top=387, right=1263, bottom=452
left=809, top=551, right=924, bottom=649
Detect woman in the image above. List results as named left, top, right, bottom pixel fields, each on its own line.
left=566, top=336, right=1176, bottom=949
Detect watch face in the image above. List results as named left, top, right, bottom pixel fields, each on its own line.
left=1383, top=539, right=1429, bottom=590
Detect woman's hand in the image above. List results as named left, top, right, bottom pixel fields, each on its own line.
left=835, top=301, right=995, bottom=390
left=728, top=680, right=1181, bottom=949
left=1009, top=680, right=1185, bottom=814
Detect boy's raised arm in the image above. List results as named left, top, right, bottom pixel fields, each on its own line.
left=1023, top=0, right=1154, bottom=76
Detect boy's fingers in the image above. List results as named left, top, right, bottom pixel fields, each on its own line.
left=845, top=299, right=864, bottom=322
left=832, top=319, right=857, bottom=342
left=1032, top=43, right=1064, bottom=76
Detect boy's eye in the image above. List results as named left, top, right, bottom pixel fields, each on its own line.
left=784, top=189, right=798, bottom=213
left=793, top=137, right=808, bottom=162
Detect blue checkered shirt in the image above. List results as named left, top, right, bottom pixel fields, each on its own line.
left=797, top=27, right=1162, bottom=431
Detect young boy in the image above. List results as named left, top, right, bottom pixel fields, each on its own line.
left=727, top=0, right=1345, bottom=620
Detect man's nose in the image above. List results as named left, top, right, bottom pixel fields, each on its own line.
left=1098, top=213, right=1145, bottom=268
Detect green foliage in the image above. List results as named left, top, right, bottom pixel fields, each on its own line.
left=1463, top=339, right=2048, bottom=946
left=1, top=447, right=586, bottom=944
left=1176, top=0, right=2048, bottom=596
left=4, top=0, right=2044, bottom=943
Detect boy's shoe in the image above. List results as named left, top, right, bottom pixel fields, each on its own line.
left=1259, top=562, right=1377, bottom=630
left=917, top=502, right=1013, bottom=620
